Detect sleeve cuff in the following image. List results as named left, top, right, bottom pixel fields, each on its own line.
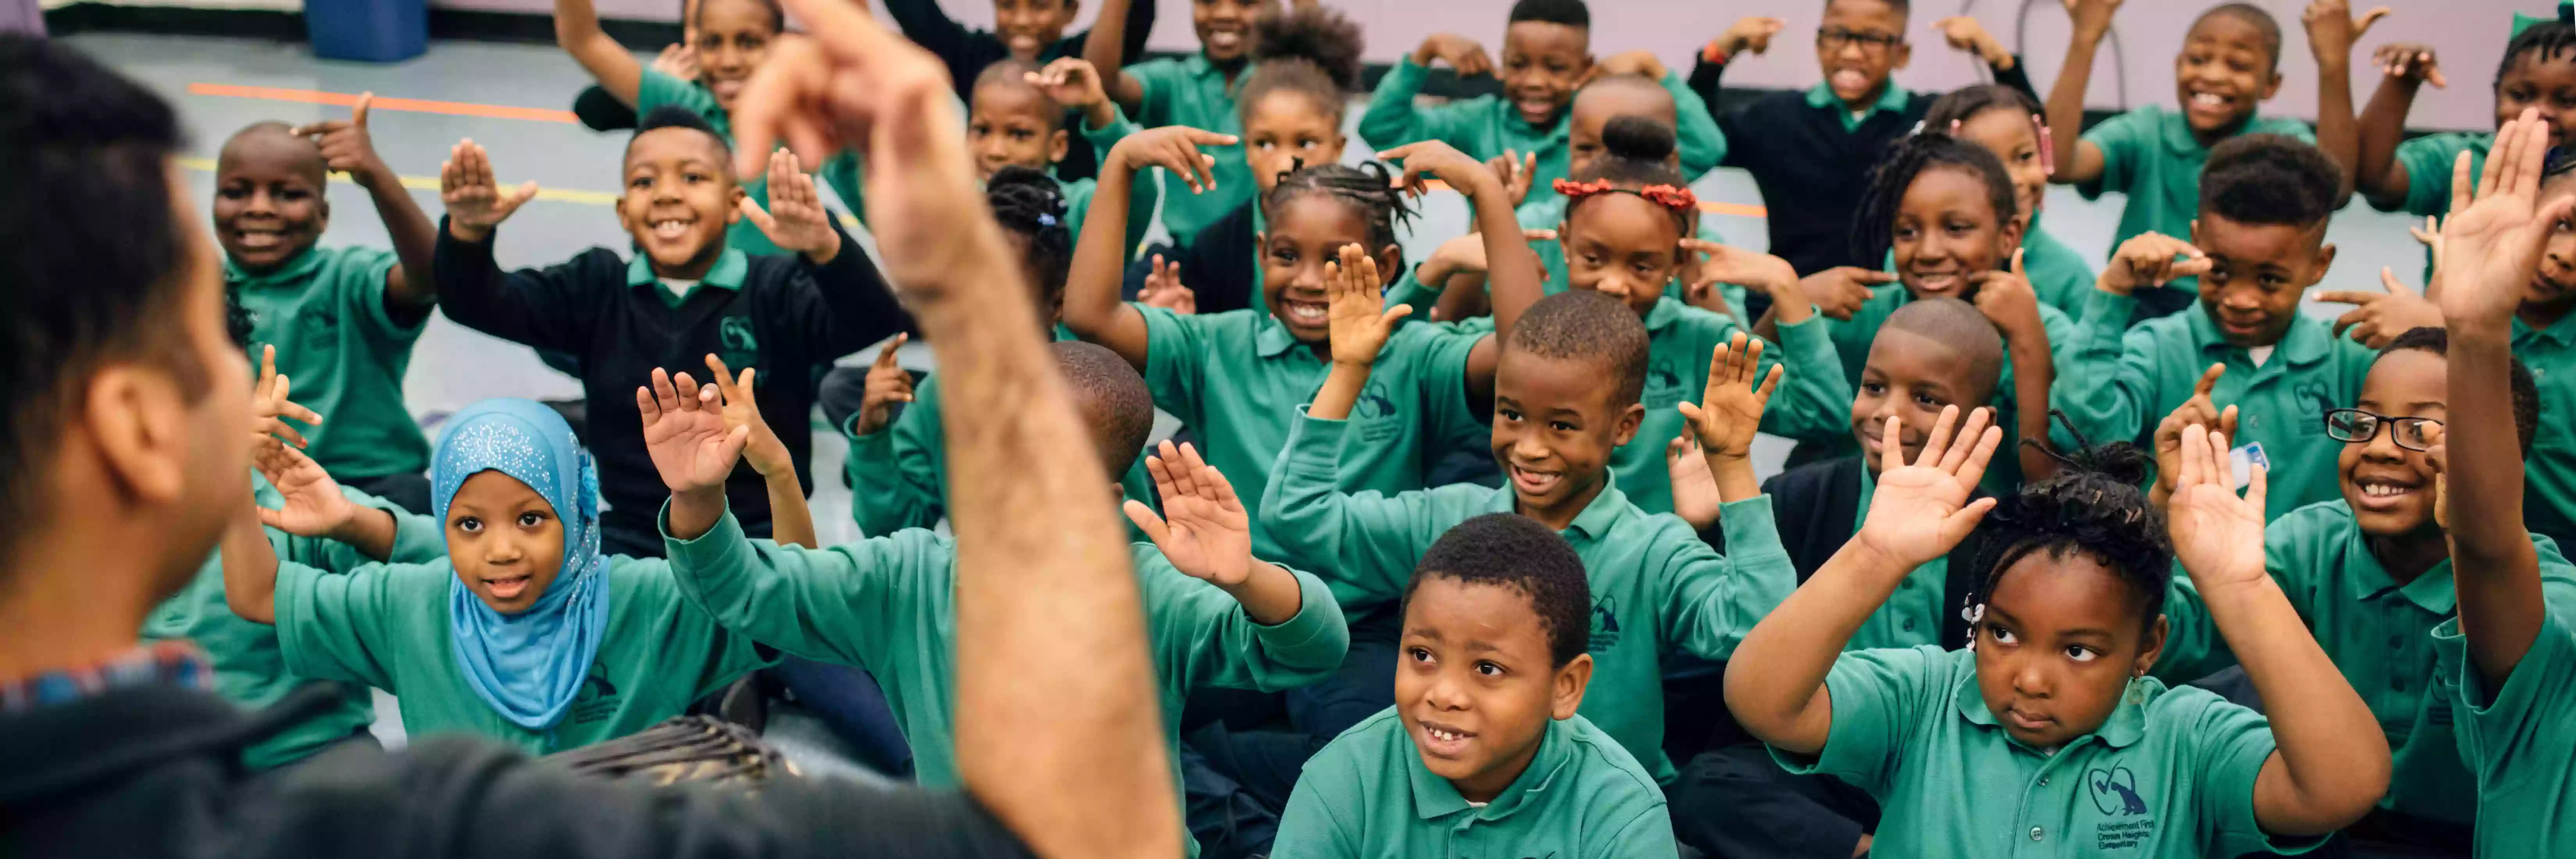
left=1717, top=495, right=1789, bottom=565
left=352, top=250, right=424, bottom=339
left=1286, top=406, right=1353, bottom=476
left=661, top=500, right=752, bottom=570
left=1082, top=102, right=1141, bottom=152
left=2082, top=288, right=2137, bottom=336
left=1253, top=567, right=1347, bottom=654
left=1382, top=56, right=1430, bottom=91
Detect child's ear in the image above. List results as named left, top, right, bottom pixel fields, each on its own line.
left=726, top=186, right=747, bottom=225
left=1612, top=401, right=1645, bottom=446
left=313, top=197, right=332, bottom=233
left=2135, top=614, right=2170, bottom=679
left=1551, top=653, right=1594, bottom=720
left=2308, top=242, right=2339, bottom=286
left=1997, top=215, right=2026, bottom=258
left=2189, top=218, right=2203, bottom=248
left=2258, top=71, right=2284, bottom=102
left=1048, top=129, right=1070, bottom=165
left=1893, top=41, right=1912, bottom=71
left=1376, top=244, right=1404, bottom=286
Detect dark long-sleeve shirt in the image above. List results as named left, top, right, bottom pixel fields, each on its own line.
left=882, top=0, right=1157, bottom=182
left=1690, top=57, right=2035, bottom=277
left=432, top=223, right=904, bottom=556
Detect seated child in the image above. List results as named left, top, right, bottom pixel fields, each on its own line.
left=221, top=389, right=795, bottom=753
left=432, top=111, right=906, bottom=555
left=1361, top=0, right=1726, bottom=208
left=216, top=106, right=439, bottom=513
left=2052, top=134, right=2371, bottom=520
left=1923, top=84, right=2099, bottom=315
left=1270, top=513, right=1676, bottom=857
left=1726, top=409, right=2391, bottom=857
left=881, top=0, right=1155, bottom=108
left=1691, top=2, right=2036, bottom=278
left=2359, top=20, right=2576, bottom=285
left=2048, top=0, right=2350, bottom=312
left=1078, top=0, right=1272, bottom=248
left=972, top=59, right=1157, bottom=263
left=2505, top=145, right=2576, bottom=555
left=660, top=340, right=1349, bottom=857
left=1264, top=283, right=1798, bottom=786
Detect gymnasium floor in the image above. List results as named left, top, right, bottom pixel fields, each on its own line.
left=68, top=30, right=2447, bottom=751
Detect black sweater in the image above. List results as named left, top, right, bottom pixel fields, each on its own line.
left=1171, top=200, right=1262, bottom=317
left=1690, top=57, right=2036, bottom=277
left=882, top=0, right=1157, bottom=182
left=1759, top=455, right=2000, bottom=649
left=433, top=223, right=904, bottom=556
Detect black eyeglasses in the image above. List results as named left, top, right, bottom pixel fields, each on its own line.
left=1817, top=27, right=1903, bottom=52
left=2323, top=409, right=2444, bottom=452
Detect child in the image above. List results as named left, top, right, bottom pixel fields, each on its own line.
left=1360, top=0, right=1726, bottom=208
left=2508, top=146, right=2576, bottom=557
left=1079, top=0, right=1275, bottom=248
left=1263, top=281, right=1797, bottom=786
left=220, top=389, right=790, bottom=754
left=883, top=0, right=1157, bottom=183
left=1270, top=513, right=1676, bottom=857
left=662, top=341, right=1349, bottom=857
left=1692, top=3, right=2036, bottom=278
left=1924, top=84, right=2100, bottom=315
left=216, top=103, right=440, bottom=513
left=973, top=59, right=1158, bottom=261
left=2047, top=0, right=2357, bottom=312
left=432, top=112, right=906, bottom=556
left=1728, top=407, right=2391, bottom=857
left=2052, top=134, right=2372, bottom=521
left=2356, top=20, right=2576, bottom=285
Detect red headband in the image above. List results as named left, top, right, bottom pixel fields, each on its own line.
left=1552, top=178, right=1700, bottom=214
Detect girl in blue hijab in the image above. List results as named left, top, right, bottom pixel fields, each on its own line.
left=228, top=396, right=775, bottom=754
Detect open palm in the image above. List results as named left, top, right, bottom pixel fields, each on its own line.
left=253, top=437, right=357, bottom=538
left=1128, top=442, right=1253, bottom=587
left=2166, top=423, right=2269, bottom=589
left=1326, top=244, right=1408, bottom=367
left=639, top=368, right=748, bottom=494
left=2438, top=111, right=2567, bottom=326
left=1853, top=407, right=1999, bottom=568
left=1677, top=333, right=1777, bottom=461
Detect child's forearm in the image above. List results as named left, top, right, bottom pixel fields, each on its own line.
left=2354, top=77, right=2421, bottom=207
left=325, top=507, right=401, bottom=563
left=2045, top=32, right=2103, bottom=184
left=762, top=468, right=817, bottom=548
left=2198, top=574, right=2391, bottom=831
left=365, top=163, right=442, bottom=315
left=2007, top=333, right=2059, bottom=483
left=1706, top=450, right=1761, bottom=503
left=1309, top=361, right=1374, bottom=420
left=1225, top=560, right=1306, bottom=626
left=2313, top=53, right=2361, bottom=203
left=668, top=485, right=729, bottom=542
left=553, top=0, right=642, bottom=105
left=2446, top=320, right=2547, bottom=689
left=1472, top=179, right=1544, bottom=340
left=221, top=502, right=282, bottom=625
left=1082, top=0, right=1145, bottom=108
left=1723, top=539, right=1913, bottom=754
left=1064, top=151, right=1150, bottom=366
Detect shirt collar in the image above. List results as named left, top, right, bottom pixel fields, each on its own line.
left=224, top=247, right=327, bottom=289
left=2156, top=105, right=2218, bottom=157
left=1802, top=80, right=1911, bottom=122
left=627, top=248, right=751, bottom=298
left=2336, top=508, right=2460, bottom=614
left=1954, top=663, right=2150, bottom=750
left=2515, top=307, right=2576, bottom=347
left=1407, top=715, right=1576, bottom=821
left=1642, top=295, right=1686, bottom=332
left=2186, top=305, right=2330, bottom=366
left=1182, top=52, right=1253, bottom=95
left=1253, top=309, right=1303, bottom=357
left=1476, top=476, right=1630, bottom=541
left=1, top=641, right=211, bottom=714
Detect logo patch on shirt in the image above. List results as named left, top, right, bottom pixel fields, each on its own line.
left=2294, top=380, right=2336, bottom=436
left=717, top=316, right=760, bottom=382
left=1353, top=380, right=1403, bottom=443
left=1587, top=596, right=1622, bottom=653
left=570, top=661, right=622, bottom=724
left=1644, top=358, right=1686, bottom=410
left=2087, top=765, right=2157, bottom=852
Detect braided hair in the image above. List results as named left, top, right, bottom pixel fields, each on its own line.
left=1849, top=133, right=2018, bottom=267
left=1263, top=161, right=1413, bottom=257
left=1966, top=422, right=2173, bottom=639
left=2499, top=20, right=2576, bottom=91
left=1566, top=114, right=1689, bottom=234
left=986, top=165, right=1073, bottom=303
left=1239, top=4, right=1364, bottom=126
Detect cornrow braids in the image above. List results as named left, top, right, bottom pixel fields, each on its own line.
left=1966, top=418, right=2173, bottom=640
left=1849, top=133, right=2018, bottom=267
left=1263, top=161, right=1414, bottom=255
left=986, top=165, right=1074, bottom=303
left=2498, top=21, right=2576, bottom=92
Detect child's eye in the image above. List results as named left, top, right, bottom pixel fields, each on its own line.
left=1914, top=392, right=1944, bottom=407
left=1270, top=248, right=1297, bottom=264
left=630, top=176, right=653, bottom=189
left=686, top=171, right=710, bottom=183
left=519, top=512, right=545, bottom=528
left=2064, top=645, right=2100, bottom=662
left=1549, top=420, right=1577, bottom=432
left=1474, top=661, right=1505, bottom=677
left=1861, top=381, right=1886, bottom=395
left=1407, top=646, right=1434, bottom=664
left=1497, top=407, right=1523, bottom=423
left=455, top=516, right=482, bottom=534
left=1988, top=626, right=2017, bottom=645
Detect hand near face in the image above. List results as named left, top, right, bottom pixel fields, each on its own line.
left=1138, top=254, right=1198, bottom=314
left=2437, top=111, right=2574, bottom=329
left=704, top=353, right=792, bottom=477
left=252, top=435, right=361, bottom=539
left=440, top=139, right=539, bottom=241
left=2166, top=423, right=2270, bottom=591
left=2099, top=232, right=2211, bottom=296
left=638, top=367, right=749, bottom=495
left=1325, top=244, right=1411, bottom=368
left=1853, top=406, right=2002, bottom=570
left=251, top=344, right=323, bottom=450
left=2318, top=267, right=2443, bottom=348
left=1676, top=333, right=1780, bottom=464
left=738, top=148, right=843, bottom=261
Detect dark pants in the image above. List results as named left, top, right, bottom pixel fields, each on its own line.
left=767, top=657, right=915, bottom=779
left=1178, top=738, right=1280, bottom=859
left=1666, top=743, right=1879, bottom=859
left=344, top=472, right=431, bottom=517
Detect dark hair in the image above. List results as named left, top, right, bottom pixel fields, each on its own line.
left=2192, top=3, right=2283, bottom=73
left=1262, top=161, right=1414, bottom=255
left=1507, top=0, right=1588, bottom=29
left=226, top=285, right=255, bottom=349
left=1971, top=433, right=2174, bottom=637
left=632, top=105, right=735, bottom=160
left=1566, top=113, right=1689, bottom=233
left=1881, top=296, right=2004, bottom=402
left=988, top=165, right=1074, bottom=304
left=1052, top=341, right=1155, bottom=476
left=1850, top=133, right=2019, bottom=266
left=691, top=0, right=784, bottom=35
left=972, top=59, right=1065, bottom=132
left=1824, top=0, right=1910, bottom=15
left=1403, top=513, right=1594, bottom=667
left=2199, top=134, right=2339, bottom=230
left=2375, top=327, right=2542, bottom=458
left=1920, top=83, right=2043, bottom=136
left=2498, top=21, right=2576, bottom=92
left=218, top=121, right=325, bottom=185
left=0, top=36, right=194, bottom=564
left=1240, top=4, right=1364, bottom=125
left=1507, top=291, right=1650, bottom=407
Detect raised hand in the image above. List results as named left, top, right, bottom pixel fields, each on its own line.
left=1932, top=16, right=2008, bottom=66
left=2372, top=42, right=2444, bottom=88
left=739, top=148, right=843, bottom=262
left=1969, top=248, right=2045, bottom=343
left=652, top=41, right=702, bottom=81
left=2319, top=268, right=2442, bottom=348
left=251, top=344, right=323, bottom=449
left=638, top=367, right=750, bottom=495
left=1596, top=50, right=1668, bottom=80
left=1683, top=239, right=1798, bottom=299
left=2152, top=388, right=2237, bottom=504
left=1326, top=244, right=1411, bottom=368
left=1124, top=441, right=1255, bottom=587
left=1026, top=57, right=1111, bottom=109
left=1677, top=333, right=1780, bottom=463
left=1797, top=266, right=1893, bottom=320
left=1485, top=149, right=1537, bottom=208
left=1137, top=254, right=1198, bottom=314
left=852, top=334, right=914, bottom=436
left=2301, top=0, right=2388, bottom=62
left=293, top=93, right=390, bottom=186
left=1108, top=125, right=1237, bottom=195
left=704, top=353, right=792, bottom=477
left=2099, top=232, right=2211, bottom=295
left=1666, top=434, right=1722, bottom=531
left=440, top=139, right=539, bottom=241
left=1423, top=227, right=1556, bottom=284
left=2062, top=0, right=2124, bottom=41
left=1713, top=16, right=1787, bottom=57
left=2412, top=215, right=2446, bottom=287
left=2425, top=424, right=2449, bottom=531
left=251, top=435, right=361, bottom=538
left=2437, top=110, right=2574, bottom=329
left=1852, top=405, right=2002, bottom=569
left=1380, top=140, right=1499, bottom=198
left=1414, top=33, right=1494, bottom=77
left=2167, top=423, right=2270, bottom=590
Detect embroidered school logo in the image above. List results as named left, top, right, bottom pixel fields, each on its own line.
left=1354, top=380, right=1403, bottom=443
left=1587, top=597, right=1622, bottom=653
left=2086, top=766, right=2147, bottom=816
left=1644, top=359, right=1685, bottom=409
left=717, top=316, right=761, bottom=382
left=2294, top=380, right=2336, bottom=434
left=570, top=661, right=622, bottom=723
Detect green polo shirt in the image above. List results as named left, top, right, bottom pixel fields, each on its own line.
left=231, top=246, right=430, bottom=481
left=2077, top=105, right=2315, bottom=291
left=2381, top=131, right=2491, bottom=285
left=662, top=510, right=1347, bottom=855
left=1125, top=54, right=1258, bottom=246
left=273, top=553, right=774, bottom=755
left=2052, top=289, right=2371, bottom=519
left=1845, top=466, right=1951, bottom=652
left=1263, top=408, right=1796, bottom=783
left=2430, top=615, right=2576, bottom=859
left=1804, top=80, right=1911, bottom=133
left=1780, top=645, right=2318, bottom=858
left=1142, top=305, right=1487, bottom=565
left=625, top=245, right=749, bottom=307
left=2154, top=500, right=2576, bottom=826
left=1273, top=709, right=1675, bottom=859
left=141, top=475, right=446, bottom=769
left=635, top=68, right=867, bottom=255
left=2022, top=217, right=2101, bottom=316
left=1361, top=58, right=1727, bottom=209
left=1820, top=286, right=2078, bottom=493
left=2514, top=310, right=2576, bottom=549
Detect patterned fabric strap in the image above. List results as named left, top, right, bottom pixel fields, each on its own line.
left=0, top=640, right=210, bottom=713
left=1550, top=178, right=1700, bottom=214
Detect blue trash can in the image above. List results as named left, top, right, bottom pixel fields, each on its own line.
left=305, top=0, right=427, bottom=63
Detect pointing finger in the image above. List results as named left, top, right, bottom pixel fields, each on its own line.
left=353, top=91, right=372, bottom=128
left=2194, top=363, right=2226, bottom=398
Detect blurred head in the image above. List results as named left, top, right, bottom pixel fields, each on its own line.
left=2537, top=167, right=2576, bottom=313
left=2192, top=134, right=2339, bottom=348
left=430, top=400, right=603, bottom=616
left=1493, top=292, right=1647, bottom=520
left=970, top=61, right=1069, bottom=179
left=1923, top=84, right=2049, bottom=225
left=2174, top=4, right=2282, bottom=136
left=689, top=0, right=783, bottom=110
left=1239, top=4, right=1362, bottom=195
left=987, top=166, right=1074, bottom=323
left=1258, top=163, right=1409, bottom=343
left=0, top=36, right=247, bottom=604
left=213, top=122, right=329, bottom=274
left=1968, top=445, right=2173, bottom=750
left=620, top=107, right=744, bottom=279
left=993, top=0, right=1079, bottom=61
left=2337, top=328, right=2540, bottom=538
left=1854, top=134, right=2023, bottom=301
left=1397, top=513, right=1596, bottom=803
left=1852, top=298, right=2001, bottom=470
left=1193, top=0, right=1276, bottom=63
left=1055, top=341, right=1156, bottom=477
left=1500, top=0, right=1594, bottom=129
left=1568, top=73, right=1677, bottom=179
left=2496, top=23, right=2576, bottom=147
left=1559, top=114, right=1691, bottom=314
left=1817, top=0, right=1910, bottom=109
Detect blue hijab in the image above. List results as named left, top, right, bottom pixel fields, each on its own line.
left=433, top=399, right=612, bottom=730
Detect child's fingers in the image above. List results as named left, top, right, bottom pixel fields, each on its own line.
left=637, top=385, right=663, bottom=423
left=674, top=371, right=705, bottom=411
left=1877, top=415, right=1904, bottom=473
left=1756, top=363, right=1784, bottom=403
left=2451, top=150, right=2476, bottom=216
left=278, top=398, right=323, bottom=427
left=1915, top=405, right=1961, bottom=468
left=875, top=333, right=907, bottom=368
left=1938, top=407, right=1989, bottom=474
left=1379, top=305, right=1414, bottom=328
left=651, top=366, right=681, bottom=413
left=736, top=196, right=780, bottom=234
left=1121, top=499, right=1173, bottom=543
left=718, top=423, right=752, bottom=462
left=2193, top=362, right=2226, bottom=398
left=2177, top=423, right=2209, bottom=488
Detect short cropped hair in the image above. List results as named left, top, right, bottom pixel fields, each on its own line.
left=1404, top=513, right=1594, bottom=667
left=2377, top=327, right=2542, bottom=458
left=2200, top=134, right=2339, bottom=231
left=1054, top=341, right=1155, bottom=476
left=1883, top=296, right=2004, bottom=403
left=631, top=105, right=734, bottom=161
left=1508, top=291, right=1651, bottom=409
left=1507, top=0, right=1588, bottom=29
left=2194, top=3, right=2283, bottom=73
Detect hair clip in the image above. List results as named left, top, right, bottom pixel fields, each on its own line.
left=2034, top=113, right=2057, bottom=176
left=1037, top=213, right=1057, bottom=227
left=1552, top=177, right=1617, bottom=198
left=1639, top=184, right=1700, bottom=212
left=1947, top=119, right=1962, bottom=136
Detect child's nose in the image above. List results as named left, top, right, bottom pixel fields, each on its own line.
left=2011, top=660, right=2051, bottom=697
